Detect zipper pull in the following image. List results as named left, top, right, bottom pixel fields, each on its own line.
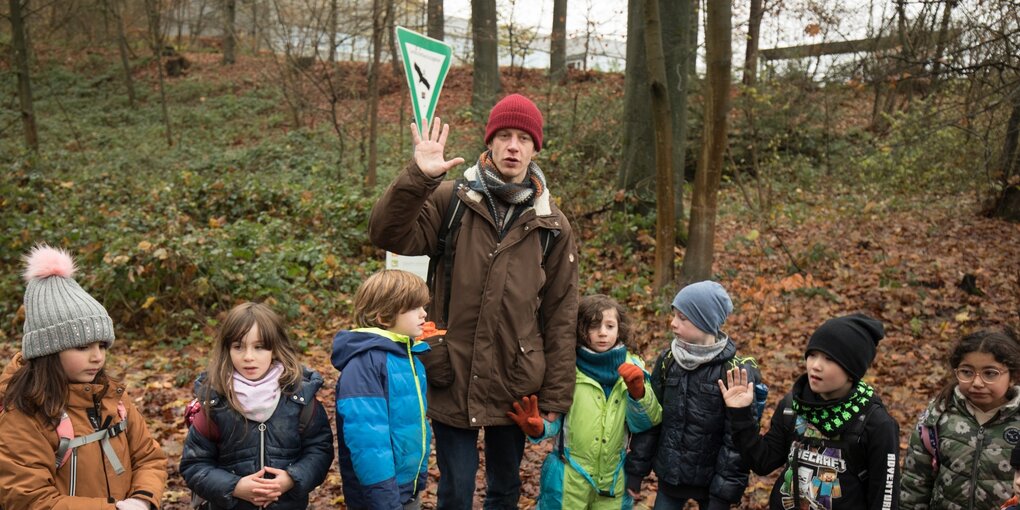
left=258, top=423, right=267, bottom=470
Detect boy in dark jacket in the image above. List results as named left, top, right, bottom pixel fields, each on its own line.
left=625, top=281, right=764, bottom=509
left=719, top=313, right=901, bottom=510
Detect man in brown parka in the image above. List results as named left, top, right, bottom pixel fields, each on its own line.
left=368, top=93, right=579, bottom=510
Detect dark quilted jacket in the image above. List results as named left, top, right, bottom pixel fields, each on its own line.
left=625, top=338, right=762, bottom=504
left=179, top=368, right=334, bottom=510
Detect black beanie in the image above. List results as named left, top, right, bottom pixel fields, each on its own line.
left=805, top=313, right=885, bottom=380
left=1012, top=446, right=1020, bottom=470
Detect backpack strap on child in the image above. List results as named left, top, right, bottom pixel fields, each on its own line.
left=184, top=394, right=317, bottom=442
left=55, top=400, right=129, bottom=496
left=555, top=421, right=625, bottom=498
left=915, top=406, right=941, bottom=473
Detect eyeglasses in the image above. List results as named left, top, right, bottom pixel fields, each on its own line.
left=954, top=367, right=1008, bottom=384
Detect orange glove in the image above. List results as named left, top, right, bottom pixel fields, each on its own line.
left=416, top=321, right=446, bottom=341
left=506, top=395, right=544, bottom=437
left=617, top=363, right=646, bottom=399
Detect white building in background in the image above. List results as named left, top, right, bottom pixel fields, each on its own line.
left=441, top=16, right=626, bottom=72
left=163, top=2, right=626, bottom=72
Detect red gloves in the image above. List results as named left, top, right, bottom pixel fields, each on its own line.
left=506, top=395, right=545, bottom=437
left=617, top=363, right=646, bottom=399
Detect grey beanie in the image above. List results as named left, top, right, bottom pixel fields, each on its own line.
left=22, top=245, right=115, bottom=360
left=671, top=281, right=733, bottom=337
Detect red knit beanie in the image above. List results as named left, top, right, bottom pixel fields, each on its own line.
left=484, top=94, right=544, bottom=151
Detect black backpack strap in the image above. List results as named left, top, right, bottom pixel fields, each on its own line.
left=652, top=349, right=673, bottom=402
left=426, top=178, right=467, bottom=328
left=842, top=399, right=881, bottom=481
left=539, top=228, right=557, bottom=268
left=297, top=395, right=317, bottom=436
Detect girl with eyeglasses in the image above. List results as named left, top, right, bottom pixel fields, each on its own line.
left=901, top=328, right=1020, bottom=509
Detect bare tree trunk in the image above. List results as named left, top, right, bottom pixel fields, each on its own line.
left=680, top=0, right=731, bottom=284
left=103, top=0, right=136, bottom=108
left=144, top=0, right=174, bottom=147
left=328, top=0, right=337, bottom=62
left=644, top=0, right=675, bottom=290
left=471, top=0, right=500, bottom=115
left=999, top=87, right=1020, bottom=182
left=251, top=0, right=260, bottom=53
left=549, top=0, right=567, bottom=83
left=931, top=0, right=954, bottom=80
left=10, top=0, right=39, bottom=151
left=742, top=0, right=763, bottom=86
left=428, top=0, right=445, bottom=40
left=366, top=0, right=383, bottom=188
left=189, top=0, right=209, bottom=46
left=618, top=0, right=691, bottom=217
left=660, top=0, right=694, bottom=231
left=386, top=0, right=400, bottom=77
left=222, top=0, right=236, bottom=64
left=617, top=0, right=654, bottom=209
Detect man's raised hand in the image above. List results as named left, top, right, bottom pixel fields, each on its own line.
left=411, top=117, right=465, bottom=178
left=717, top=367, right=755, bottom=409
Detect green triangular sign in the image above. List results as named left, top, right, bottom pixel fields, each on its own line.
left=396, top=26, right=453, bottom=135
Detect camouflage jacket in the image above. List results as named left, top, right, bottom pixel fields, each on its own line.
left=901, top=386, right=1020, bottom=510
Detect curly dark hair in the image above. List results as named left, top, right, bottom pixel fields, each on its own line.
left=576, top=294, right=631, bottom=350
left=935, top=327, right=1020, bottom=409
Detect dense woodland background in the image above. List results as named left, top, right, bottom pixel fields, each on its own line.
left=1, top=0, right=1019, bottom=508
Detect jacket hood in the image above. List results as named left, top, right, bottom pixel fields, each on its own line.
left=331, top=328, right=428, bottom=372
left=0, top=352, right=25, bottom=397
left=193, top=365, right=325, bottom=402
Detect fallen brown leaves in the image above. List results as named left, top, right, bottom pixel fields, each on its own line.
left=1, top=50, right=1016, bottom=510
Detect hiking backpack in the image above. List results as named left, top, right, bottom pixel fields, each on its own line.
left=425, top=178, right=558, bottom=327
left=0, top=401, right=129, bottom=496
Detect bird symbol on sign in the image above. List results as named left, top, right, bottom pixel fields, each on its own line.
left=414, top=62, right=431, bottom=90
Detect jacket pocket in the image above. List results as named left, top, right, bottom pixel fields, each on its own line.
left=506, top=335, right=546, bottom=397
left=419, top=335, right=454, bottom=388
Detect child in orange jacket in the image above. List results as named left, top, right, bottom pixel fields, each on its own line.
left=0, top=245, right=167, bottom=510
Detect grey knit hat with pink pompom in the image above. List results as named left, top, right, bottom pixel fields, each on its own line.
left=22, top=245, right=114, bottom=359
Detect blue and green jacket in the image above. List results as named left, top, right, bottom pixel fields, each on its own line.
left=533, top=349, right=662, bottom=509
left=331, top=327, right=431, bottom=510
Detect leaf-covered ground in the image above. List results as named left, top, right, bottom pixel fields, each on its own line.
left=1, top=51, right=1017, bottom=509
left=3, top=187, right=1012, bottom=509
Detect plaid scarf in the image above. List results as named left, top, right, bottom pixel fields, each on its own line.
left=470, top=150, right=547, bottom=228
left=790, top=375, right=875, bottom=438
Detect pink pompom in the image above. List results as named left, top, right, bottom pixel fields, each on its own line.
left=23, top=245, right=76, bottom=282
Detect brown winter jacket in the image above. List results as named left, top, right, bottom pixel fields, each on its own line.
left=369, top=161, right=579, bottom=428
left=0, top=352, right=167, bottom=510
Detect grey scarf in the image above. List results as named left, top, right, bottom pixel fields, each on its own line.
left=470, top=150, right=547, bottom=229
left=670, top=335, right=728, bottom=371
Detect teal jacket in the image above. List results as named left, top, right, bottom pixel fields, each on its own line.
left=535, top=352, right=661, bottom=510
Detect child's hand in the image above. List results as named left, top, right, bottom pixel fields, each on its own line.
left=506, top=395, right=545, bottom=437
left=617, top=363, right=646, bottom=399
left=718, top=368, right=754, bottom=408
left=258, top=466, right=295, bottom=500
left=114, top=498, right=149, bottom=510
left=233, top=468, right=278, bottom=506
